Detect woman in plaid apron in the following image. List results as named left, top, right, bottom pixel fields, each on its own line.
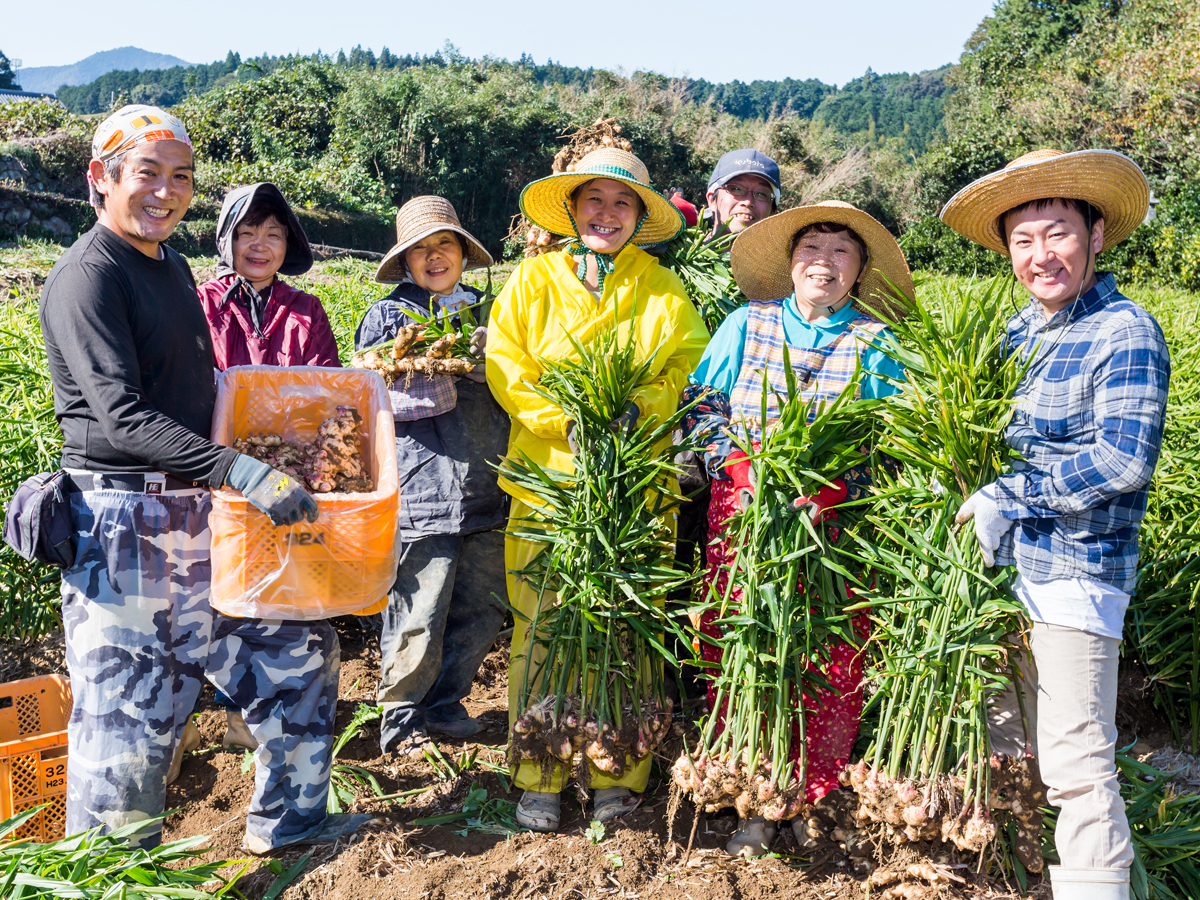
left=681, top=201, right=914, bottom=856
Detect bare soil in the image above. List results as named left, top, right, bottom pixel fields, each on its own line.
left=10, top=620, right=1173, bottom=899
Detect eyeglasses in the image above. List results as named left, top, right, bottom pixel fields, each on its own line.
left=721, top=183, right=773, bottom=204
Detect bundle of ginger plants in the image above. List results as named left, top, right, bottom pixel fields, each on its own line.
left=501, top=325, right=691, bottom=784
left=671, top=355, right=879, bottom=822
left=839, top=275, right=1042, bottom=869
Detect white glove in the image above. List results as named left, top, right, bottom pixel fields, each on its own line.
left=954, top=483, right=1015, bottom=567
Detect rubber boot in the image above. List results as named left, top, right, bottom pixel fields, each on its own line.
left=222, top=710, right=259, bottom=751
left=1047, top=865, right=1129, bottom=900
left=166, top=719, right=202, bottom=786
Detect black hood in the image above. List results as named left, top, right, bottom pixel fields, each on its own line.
left=214, top=182, right=313, bottom=279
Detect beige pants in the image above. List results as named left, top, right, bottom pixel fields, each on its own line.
left=988, top=622, right=1133, bottom=870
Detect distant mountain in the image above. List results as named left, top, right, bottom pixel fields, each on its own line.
left=17, top=47, right=192, bottom=94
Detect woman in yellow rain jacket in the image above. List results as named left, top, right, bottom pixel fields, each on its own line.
left=486, top=148, right=709, bottom=831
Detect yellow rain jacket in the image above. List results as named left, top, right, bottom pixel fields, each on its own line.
left=486, top=244, right=709, bottom=507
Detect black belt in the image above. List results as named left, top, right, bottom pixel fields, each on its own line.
left=67, top=472, right=198, bottom=494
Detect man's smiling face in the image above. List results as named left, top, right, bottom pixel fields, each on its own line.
left=1005, top=199, right=1104, bottom=315
left=706, top=173, right=774, bottom=233
left=91, top=140, right=194, bottom=257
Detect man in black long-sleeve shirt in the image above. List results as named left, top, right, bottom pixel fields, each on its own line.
left=41, top=105, right=371, bottom=853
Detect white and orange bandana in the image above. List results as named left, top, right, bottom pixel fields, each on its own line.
left=91, top=104, right=192, bottom=161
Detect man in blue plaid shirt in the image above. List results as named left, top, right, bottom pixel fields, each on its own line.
left=941, top=149, right=1167, bottom=900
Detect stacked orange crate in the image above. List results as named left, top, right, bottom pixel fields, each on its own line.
left=0, top=674, right=70, bottom=842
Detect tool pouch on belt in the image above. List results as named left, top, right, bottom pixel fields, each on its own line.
left=3, top=470, right=77, bottom=569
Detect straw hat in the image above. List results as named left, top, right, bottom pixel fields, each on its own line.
left=730, top=201, right=914, bottom=321
left=939, top=148, right=1150, bottom=256
left=519, top=148, right=685, bottom=246
left=375, top=196, right=493, bottom=284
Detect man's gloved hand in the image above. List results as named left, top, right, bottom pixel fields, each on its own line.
left=609, top=401, right=640, bottom=435
left=469, top=326, right=487, bottom=358
left=226, top=454, right=319, bottom=527
left=724, top=451, right=755, bottom=512
left=954, top=483, right=1014, bottom=567
left=567, top=422, right=581, bottom=455
left=791, top=478, right=847, bottom=525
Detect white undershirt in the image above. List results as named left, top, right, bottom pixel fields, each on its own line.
left=1012, top=573, right=1130, bottom=640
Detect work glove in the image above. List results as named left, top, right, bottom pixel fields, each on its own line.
left=609, top=401, right=640, bottom=435
left=465, top=326, right=489, bottom=382
left=954, top=483, right=1014, bottom=567
left=567, top=402, right=641, bottom=454
left=226, top=454, right=319, bottom=527
left=468, top=326, right=487, bottom=358
left=724, top=451, right=755, bottom=512
left=791, top=478, right=847, bottom=525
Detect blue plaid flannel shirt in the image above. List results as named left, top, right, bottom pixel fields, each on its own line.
left=994, top=273, right=1171, bottom=592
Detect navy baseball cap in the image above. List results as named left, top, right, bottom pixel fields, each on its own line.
left=707, top=149, right=782, bottom=204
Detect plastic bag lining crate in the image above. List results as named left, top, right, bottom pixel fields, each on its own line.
left=0, top=674, right=70, bottom=843
left=210, top=365, right=400, bottom=620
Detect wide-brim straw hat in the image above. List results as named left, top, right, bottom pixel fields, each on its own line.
left=730, top=200, right=915, bottom=321
left=375, top=196, right=493, bottom=284
left=939, top=148, right=1150, bottom=256
left=519, top=148, right=685, bottom=246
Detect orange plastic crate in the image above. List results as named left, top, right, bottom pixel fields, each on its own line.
left=0, top=674, right=70, bottom=843
left=209, top=366, right=400, bottom=620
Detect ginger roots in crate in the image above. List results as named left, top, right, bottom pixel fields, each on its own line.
left=234, top=406, right=374, bottom=494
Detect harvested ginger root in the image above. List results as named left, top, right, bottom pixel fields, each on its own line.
left=234, top=406, right=373, bottom=494
left=352, top=323, right=478, bottom=387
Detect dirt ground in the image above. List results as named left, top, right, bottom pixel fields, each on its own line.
left=7, top=619, right=1177, bottom=900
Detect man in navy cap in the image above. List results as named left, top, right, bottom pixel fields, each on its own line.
left=705, top=149, right=782, bottom=237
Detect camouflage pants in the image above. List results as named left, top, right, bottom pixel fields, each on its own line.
left=61, top=488, right=339, bottom=849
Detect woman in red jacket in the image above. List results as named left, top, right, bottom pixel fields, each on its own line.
left=197, top=182, right=339, bottom=370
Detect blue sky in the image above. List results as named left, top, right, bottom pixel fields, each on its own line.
left=8, top=0, right=997, bottom=87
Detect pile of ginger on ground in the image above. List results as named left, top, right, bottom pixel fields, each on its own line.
left=235, top=405, right=374, bottom=494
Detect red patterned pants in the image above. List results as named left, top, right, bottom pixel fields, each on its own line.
left=700, top=476, right=869, bottom=805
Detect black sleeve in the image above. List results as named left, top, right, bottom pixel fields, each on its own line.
left=44, top=262, right=237, bottom=487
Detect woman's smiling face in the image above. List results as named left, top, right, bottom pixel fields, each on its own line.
left=790, top=227, right=865, bottom=314
left=571, top=178, right=643, bottom=253
left=404, top=230, right=465, bottom=295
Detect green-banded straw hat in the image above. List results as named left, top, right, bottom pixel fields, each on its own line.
left=519, top=148, right=685, bottom=246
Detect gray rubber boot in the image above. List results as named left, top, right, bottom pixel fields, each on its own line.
left=1047, top=865, right=1129, bottom=900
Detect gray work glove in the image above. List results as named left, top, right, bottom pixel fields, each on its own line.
left=468, top=326, right=487, bottom=358
left=464, top=327, right=488, bottom=382
left=225, top=454, right=319, bottom=526
left=567, top=402, right=641, bottom=455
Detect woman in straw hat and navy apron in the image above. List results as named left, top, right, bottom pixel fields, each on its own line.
left=486, top=148, right=709, bottom=831
left=354, top=196, right=510, bottom=757
left=681, top=201, right=911, bottom=856
left=941, top=149, right=1168, bottom=900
